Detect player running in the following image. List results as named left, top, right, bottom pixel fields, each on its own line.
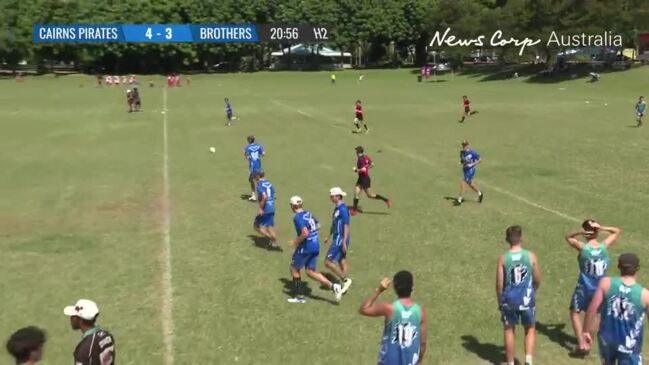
left=252, top=171, right=279, bottom=250
left=244, top=136, right=265, bottom=201
left=459, top=95, right=472, bottom=123
left=583, top=253, right=649, bottom=364
left=351, top=146, right=391, bottom=215
left=565, top=220, right=621, bottom=355
left=496, top=225, right=541, bottom=365
left=287, top=196, right=342, bottom=303
left=354, top=100, right=368, bottom=133
left=324, top=187, right=352, bottom=294
left=126, top=89, right=134, bottom=113
left=132, top=87, right=141, bottom=111
left=458, top=140, right=483, bottom=205
left=225, top=98, right=237, bottom=126
left=636, top=96, right=646, bottom=127
left=359, top=271, right=427, bottom=365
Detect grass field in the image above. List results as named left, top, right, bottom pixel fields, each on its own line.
left=1, top=66, right=649, bottom=365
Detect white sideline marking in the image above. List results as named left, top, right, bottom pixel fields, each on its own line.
left=273, top=98, right=582, bottom=224
left=161, top=88, right=175, bottom=365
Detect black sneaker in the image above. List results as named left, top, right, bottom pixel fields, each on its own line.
left=478, top=192, right=484, bottom=203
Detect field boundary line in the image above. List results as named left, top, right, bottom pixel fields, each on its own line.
left=271, top=97, right=582, bottom=224
left=161, top=87, right=175, bottom=365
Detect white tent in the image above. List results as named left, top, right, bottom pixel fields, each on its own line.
left=270, top=44, right=352, bottom=70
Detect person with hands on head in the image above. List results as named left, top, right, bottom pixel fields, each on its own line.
left=583, top=253, right=649, bottom=365
left=359, top=271, right=427, bottom=365
left=565, top=220, right=622, bottom=355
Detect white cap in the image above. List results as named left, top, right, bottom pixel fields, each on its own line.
left=63, top=299, right=99, bottom=320
left=329, top=187, right=347, bottom=197
left=289, top=196, right=303, bottom=206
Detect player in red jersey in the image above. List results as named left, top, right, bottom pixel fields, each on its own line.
left=459, top=95, right=470, bottom=123
left=353, top=100, right=369, bottom=133
left=350, top=146, right=391, bottom=215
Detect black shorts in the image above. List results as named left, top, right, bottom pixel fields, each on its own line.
left=464, top=107, right=470, bottom=114
left=355, top=112, right=364, bottom=122
left=356, top=175, right=371, bottom=189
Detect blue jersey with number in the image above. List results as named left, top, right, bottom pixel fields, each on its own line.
left=501, top=249, right=535, bottom=310
left=576, top=243, right=609, bottom=293
left=256, top=179, right=275, bottom=214
left=460, top=149, right=480, bottom=171
left=378, top=300, right=422, bottom=365
left=244, top=143, right=264, bottom=172
left=293, top=211, right=320, bottom=254
left=331, top=203, right=350, bottom=242
left=599, top=277, right=646, bottom=354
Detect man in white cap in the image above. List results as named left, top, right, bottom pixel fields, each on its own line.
left=63, top=299, right=115, bottom=365
left=288, top=195, right=343, bottom=303
left=324, top=187, right=352, bottom=295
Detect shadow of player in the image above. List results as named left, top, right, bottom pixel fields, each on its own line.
left=247, top=235, right=282, bottom=252
left=460, top=335, right=508, bottom=365
left=535, top=322, right=581, bottom=356
left=279, top=278, right=339, bottom=305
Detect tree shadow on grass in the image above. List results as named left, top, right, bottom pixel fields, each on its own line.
left=460, top=335, right=507, bottom=365
left=278, top=278, right=339, bottom=305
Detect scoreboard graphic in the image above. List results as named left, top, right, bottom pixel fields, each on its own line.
left=33, top=24, right=330, bottom=43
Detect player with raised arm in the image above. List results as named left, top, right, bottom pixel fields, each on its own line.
left=636, top=96, right=646, bottom=127
left=496, top=225, right=541, bottom=365
left=287, top=196, right=342, bottom=303
left=565, top=220, right=621, bottom=355
left=583, top=253, right=649, bottom=365
left=354, top=100, right=368, bottom=133
left=252, top=171, right=279, bottom=250
left=458, top=140, right=483, bottom=205
left=244, top=135, right=265, bottom=201
left=350, top=146, right=391, bottom=215
left=324, top=187, right=352, bottom=294
left=359, top=271, right=427, bottom=365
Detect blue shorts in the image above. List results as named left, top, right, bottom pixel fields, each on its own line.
left=249, top=169, right=261, bottom=181
left=254, top=213, right=274, bottom=228
left=599, top=337, right=643, bottom=365
left=463, top=168, right=476, bottom=183
left=569, top=283, right=595, bottom=312
left=501, top=305, right=535, bottom=327
left=226, top=111, right=233, bottom=119
left=291, top=251, right=319, bottom=271
left=326, top=236, right=350, bottom=263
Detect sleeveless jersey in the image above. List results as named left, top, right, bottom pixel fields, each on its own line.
left=576, top=242, right=609, bottom=292
left=599, top=277, right=646, bottom=354
left=378, top=300, right=422, bottom=365
left=501, top=249, right=535, bottom=309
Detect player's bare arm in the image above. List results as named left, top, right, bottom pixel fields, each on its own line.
left=496, top=255, right=504, bottom=306
left=597, top=223, right=622, bottom=247
left=564, top=230, right=585, bottom=251
left=531, top=252, right=541, bottom=290
left=420, top=306, right=428, bottom=361
left=359, top=278, right=393, bottom=317
left=258, top=193, right=266, bottom=215
left=342, top=223, right=349, bottom=253
left=290, top=227, right=309, bottom=247
left=583, top=277, right=609, bottom=347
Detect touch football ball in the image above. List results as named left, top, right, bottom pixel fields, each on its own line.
left=209, top=147, right=216, bottom=153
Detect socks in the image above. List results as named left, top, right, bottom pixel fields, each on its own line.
left=525, top=355, right=532, bottom=365
left=353, top=198, right=359, bottom=209
left=363, top=124, right=368, bottom=130
left=374, top=194, right=388, bottom=202
left=292, top=278, right=302, bottom=298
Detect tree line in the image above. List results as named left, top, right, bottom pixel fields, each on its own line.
left=0, top=0, right=647, bottom=73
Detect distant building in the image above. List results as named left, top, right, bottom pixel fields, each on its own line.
left=270, top=44, right=352, bottom=70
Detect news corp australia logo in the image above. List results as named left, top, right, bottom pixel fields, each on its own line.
left=430, top=28, right=623, bottom=55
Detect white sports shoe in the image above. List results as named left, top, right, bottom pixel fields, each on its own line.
left=248, top=194, right=257, bottom=201
left=333, top=283, right=343, bottom=301
left=287, top=297, right=306, bottom=304
left=341, top=278, right=353, bottom=294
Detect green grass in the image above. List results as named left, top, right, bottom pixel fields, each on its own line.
left=1, top=67, right=649, bottom=364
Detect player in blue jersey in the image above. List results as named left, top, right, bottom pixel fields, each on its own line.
left=458, top=140, right=483, bottom=205
left=324, top=187, right=352, bottom=294
left=243, top=135, right=265, bottom=201
left=287, top=196, right=342, bottom=303
left=636, top=96, right=646, bottom=127
left=565, top=220, right=622, bottom=355
left=496, top=225, right=541, bottom=365
left=252, top=171, right=279, bottom=250
left=359, top=271, right=427, bottom=365
left=584, top=253, right=649, bottom=365
left=224, top=98, right=237, bottom=126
